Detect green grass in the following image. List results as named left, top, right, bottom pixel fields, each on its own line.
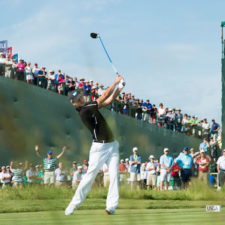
left=0, top=183, right=225, bottom=225
left=0, top=209, right=224, bottom=225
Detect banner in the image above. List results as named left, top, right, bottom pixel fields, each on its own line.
left=0, top=40, right=8, bottom=54
left=7, top=47, right=13, bottom=57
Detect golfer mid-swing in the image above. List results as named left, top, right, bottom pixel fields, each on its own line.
left=65, top=75, right=125, bottom=215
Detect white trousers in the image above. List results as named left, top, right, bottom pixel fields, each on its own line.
left=68, top=140, right=119, bottom=211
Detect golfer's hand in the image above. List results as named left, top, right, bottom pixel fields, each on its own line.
left=115, top=75, right=122, bottom=84
left=62, top=146, right=67, bottom=152
left=35, top=145, right=39, bottom=152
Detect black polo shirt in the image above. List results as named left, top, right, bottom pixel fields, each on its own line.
left=76, top=101, right=114, bottom=142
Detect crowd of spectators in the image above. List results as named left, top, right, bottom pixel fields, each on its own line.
left=0, top=137, right=224, bottom=190
left=0, top=52, right=221, bottom=140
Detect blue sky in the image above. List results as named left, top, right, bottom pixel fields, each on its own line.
left=0, top=0, right=224, bottom=123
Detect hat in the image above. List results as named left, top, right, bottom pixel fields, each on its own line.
left=100, top=84, right=104, bottom=87
left=223, top=149, right=225, bottom=152
left=177, top=108, right=181, bottom=111
left=49, top=70, right=54, bottom=73
left=120, top=159, right=124, bottom=162
left=125, top=158, right=129, bottom=161
left=34, top=63, right=38, bottom=66
left=35, top=165, right=39, bottom=168
left=47, top=151, right=52, bottom=155
left=89, top=80, right=93, bottom=82
left=78, top=166, right=83, bottom=169
left=19, top=162, right=23, bottom=166
left=149, top=155, right=155, bottom=159
left=164, top=148, right=169, bottom=153
left=133, top=147, right=138, bottom=152
left=183, top=147, right=189, bottom=152
left=83, top=160, right=87, bottom=163
left=80, top=78, right=85, bottom=81
left=1, top=166, right=5, bottom=169
left=72, top=161, right=77, bottom=164
left=6, top=165, right=10, bottom=168
left=200, top=149, right=205, bottom=153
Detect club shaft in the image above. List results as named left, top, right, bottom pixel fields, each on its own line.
left=98, top=36, right=118, bottom=74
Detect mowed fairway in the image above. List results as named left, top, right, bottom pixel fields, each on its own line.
left=0, top=208, right=224, bottom=225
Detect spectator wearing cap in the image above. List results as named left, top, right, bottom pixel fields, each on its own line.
left=141, top=100, right=152, bottom=123
left=83, top=81, right=92, bottom=102
left=197, top=149, right=210, bottom=184
left=119, top=159, right=127, bottom=185
left=55, top=162, right=67, bottom=187
left=32, top=63, right=40, bottom=85
left=47, top=70, right=56, bottom=91
left=146, top=155, right=157, bottom=190
left=129, top=147, right=142, bottom=190
left=102, top=163, right=110, bottom=188
left=217, top=149, right=225, bottom=189
left=0, top=166, right=12, bottom=188
left=70, top=161, right=77, bottom=177
left=160, top=148, right=174, bottom=190
left=199, top=138, right=209, bottom=153
left=25, top=62, right=34, bottom=84
left=175, top=109, right=183, bottom=132
left=78, top=78, right=85, bottom=89
left=35, top=145, right=66, bottom=186
left=10, top=161, right=28, bottom=188
left=26, top=164, right=38, bottom=185
left=72, top=166, right=83, bottom=189
left=175, top=147, right=193, bottom=189
left=98, top=84, right=104, bottom=96
left=210, top=119, right=220, bottom=141
left=166, top=109, right=176, bottom=131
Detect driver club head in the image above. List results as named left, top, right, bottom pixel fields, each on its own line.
left=90, top=32, right=99, bottom=39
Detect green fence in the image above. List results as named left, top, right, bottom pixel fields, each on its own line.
left=0, top=77, right=201, bottom=165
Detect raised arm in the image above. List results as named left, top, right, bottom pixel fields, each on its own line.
left=96, top=75, right=122, bottom=107
left=10, top=161, right=14, bottom=173
left=35, top=145, right=42, bottom=158
left=57, top=146, right=67, bottom=159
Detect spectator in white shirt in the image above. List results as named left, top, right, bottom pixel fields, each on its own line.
left=98, top=84, right=104, bottom=96
left=146, top=155, right=157, bottom=190
left=25, top=63, right=33, bottom=84
left=157, top=103, right=166, bottom=127
left=0, top=166, right=12, bottom=188
left=55, top=162, right=67, bottom=187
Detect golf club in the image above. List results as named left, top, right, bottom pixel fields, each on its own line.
left=90, top=32, right=119, bottom=75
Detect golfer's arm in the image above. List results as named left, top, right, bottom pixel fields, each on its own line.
left=99, top=87, right=122, bottom=108
left=97, top=82, right=117, bottom=106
